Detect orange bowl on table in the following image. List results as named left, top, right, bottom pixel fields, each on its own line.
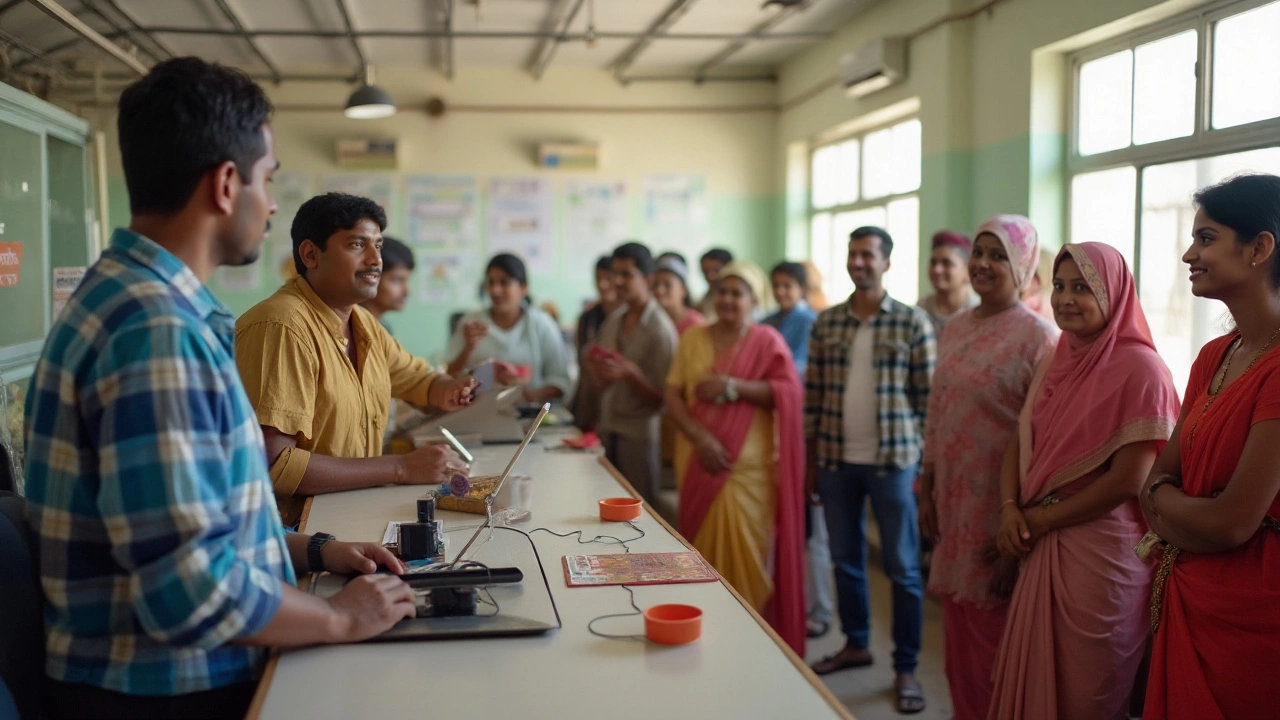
left=644, top=604, right=702, bottom=645
left=598, top=497, right=642, bottom=522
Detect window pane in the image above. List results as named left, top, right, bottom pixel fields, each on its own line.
left=810, top=212, right=832, bottom=281
left=1071, top=166, right=1137, bottom=265
left=891, top=119, right=922, bottom=194
left=1133, top=30, right=1197, bottom=145
left=831, top=206, right=888, bottom=301
left=885, top=196, right=920, bottom=303
left=861, top=127, right=894, bottom=200
left=1078, top=50, right=1133, bottom=156
left=810, top=144, right=840, bottom=209
left=1212, top=1, right=1280, bottom=129
left=834, top=139, right=861, bottom=206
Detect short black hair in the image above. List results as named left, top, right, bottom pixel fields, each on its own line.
left=1195, top=173, right=1280, bottom=289
left=380, top=236, right=415, bottom=272
left=612, top=241, right=656, bottom=275
left=118, top=57, right=273, bottom=216
left=487, top=253, right=528, bottom=286
left=658, top=251, right=686, bottom=266
left=291, top=193, right=387, bottom=276
left=701, top=248, right=734, bottom=265
left=771, top=261, right=808, bottom=290
left=594, top=256, right=612, bottom=273
left=850, top=226, right=894, bottom=259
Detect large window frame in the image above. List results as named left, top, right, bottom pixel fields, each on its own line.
left=808, top=113, right=922, bottom=305
left=1067, top=0, right=1280, bottom=389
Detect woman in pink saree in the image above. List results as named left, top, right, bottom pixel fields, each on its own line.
left=663, top=260, right=807, bottom=656
left=988, top=243, right=1180, bottom=720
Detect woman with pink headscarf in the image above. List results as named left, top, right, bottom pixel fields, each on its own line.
left=987, top=242, right=1180, bottom=720
left=918, top=215, right=1058, bottom=719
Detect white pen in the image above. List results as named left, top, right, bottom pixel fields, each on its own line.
left=438, top=426, right=474, bottom=464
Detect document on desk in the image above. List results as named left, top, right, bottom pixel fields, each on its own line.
left=563, top=552, right=718, bottom=587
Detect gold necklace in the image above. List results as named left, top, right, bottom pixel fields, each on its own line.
left=1187, top=324, right=1280, bottom=449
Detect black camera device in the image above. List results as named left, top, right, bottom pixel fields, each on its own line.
left=414, top=586, right=479, bottom=618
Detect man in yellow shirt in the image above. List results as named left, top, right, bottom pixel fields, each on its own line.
left=236, top=193, right=475, bottom=524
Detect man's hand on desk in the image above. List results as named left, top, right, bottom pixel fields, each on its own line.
left=429, top=375, right=479, bottom=412
left=327, top=574, right=417, bottom=642
left=321, top=540, right=406, bottom=575
left=396, top=443, right=468, bottom=485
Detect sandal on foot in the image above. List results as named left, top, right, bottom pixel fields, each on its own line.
left=810, top=650, right=873, bottom=675
left=895, top=676, right=927, bottom=715
left=806, top=619, right=830, bottom=638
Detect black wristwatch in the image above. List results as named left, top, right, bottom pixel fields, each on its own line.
left=307, top=532, right=336, bottom=573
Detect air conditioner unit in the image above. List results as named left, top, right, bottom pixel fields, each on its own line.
left=336, top=137, right=398, bottom=169
left=839, top=37, right=906, bottom=98
left=537, top=142, right=599, bottom=170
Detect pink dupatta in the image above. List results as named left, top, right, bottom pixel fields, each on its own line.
left=677, top=323, right=807, bottom=656
left=1018, top=243, right=1180, bottom=502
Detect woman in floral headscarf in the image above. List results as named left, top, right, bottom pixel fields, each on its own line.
left=987, top=242, right=1180, bottom=720
left=918, top=215, right=1059, bottom=719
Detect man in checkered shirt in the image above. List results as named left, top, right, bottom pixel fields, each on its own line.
left=805, top=226, right=935, bottom=714
left=23, top=58, right=417, bottom=720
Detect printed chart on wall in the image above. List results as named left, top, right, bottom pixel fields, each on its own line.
left=643, top=173, right=708, bottom=250
left=563, top=179, right=628, bottom=265
left=407, top=175, right=481, bottom=306
left=269, top=171, right=313, bottom=285
left=322, top=173, right=394, bottom=219
left=52, top=266, right=86, bottom=319
left=488, top=177, right=554, bottom=274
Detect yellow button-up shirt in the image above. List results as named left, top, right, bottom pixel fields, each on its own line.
left=235, top=276, right=440, bottom=524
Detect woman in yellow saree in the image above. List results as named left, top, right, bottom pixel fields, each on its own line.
left=663, top=261, right=806, bottom=654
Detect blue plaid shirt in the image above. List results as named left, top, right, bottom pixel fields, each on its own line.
left=804, top=294, right=936, bottom=471
left=23, top=229, right=294, bottom=696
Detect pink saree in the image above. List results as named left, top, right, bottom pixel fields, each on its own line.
left=988, top=243, right=1180, bottom=720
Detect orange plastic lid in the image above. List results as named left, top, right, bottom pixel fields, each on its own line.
left=644, top=603, right=702, bottom=645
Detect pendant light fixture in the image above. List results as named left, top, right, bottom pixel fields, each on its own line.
left=344, top=64, right=396, bottom=119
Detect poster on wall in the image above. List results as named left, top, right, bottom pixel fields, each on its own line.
left=267, top=171, right=311, bottom=285
left=488, top=177, right=554, bottom=274
left=643, top=173, right=708, bottom=248
left=418, top=250, right=479, bottom=306
left=321, top=173, right=394, bottom=219
left=405, top=175, right=478, bottom=250
left=563, top=179, right=628, bottom=263
left=0, top=242, right=24, bottom=288
left=52, top=266, right=86, bottom=318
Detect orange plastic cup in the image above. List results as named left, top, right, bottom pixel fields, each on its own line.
left=644, top=604, right=702, bottom=645
left=599, top=497, right=642, bottom=522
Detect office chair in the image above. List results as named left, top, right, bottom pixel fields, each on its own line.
left=0, top=492, right=43, bottom=719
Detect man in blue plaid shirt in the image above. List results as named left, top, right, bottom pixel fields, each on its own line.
left=23, top=58, right=417, bottom=720
left=805, top=227, right=935, bottom=714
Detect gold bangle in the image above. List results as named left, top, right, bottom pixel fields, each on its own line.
left=998, top=499, right=1018, bottom=511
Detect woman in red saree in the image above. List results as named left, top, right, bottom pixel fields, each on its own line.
left=1141, top=173, right=1280, bottom=720
left=663, top=260, right=807, bottom=656
left=988, top=242, right=1180, bottom=720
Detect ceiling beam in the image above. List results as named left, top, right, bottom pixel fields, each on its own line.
left=693, top=0, right=809, bottom=82
left=21, top=0, right=146, bottom=74
left=127, top=26, right=827, bottom=41
left=0, top=26, right=78, bottom=75
left=0, top=0, right=28, bottom=17
left=333, top=0, right=367, bottom=73
left=212, top=0, right=281, bottom=84
left=611, top=0, right=701, bottom=84
left=95, top=0, right=173, bottom=61
left=527, top=0, right=584, bottom=80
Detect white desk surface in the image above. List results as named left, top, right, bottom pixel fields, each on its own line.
left=249, top=430, right=852, bottom=720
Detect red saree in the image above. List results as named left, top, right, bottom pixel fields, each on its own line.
left=1144, top=334, right=1280, bottom=720
left=676, top=323, right=807, bottom=656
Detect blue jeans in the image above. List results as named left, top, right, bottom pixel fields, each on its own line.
left=819, top=462, right=923, bottom=674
